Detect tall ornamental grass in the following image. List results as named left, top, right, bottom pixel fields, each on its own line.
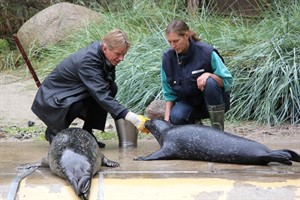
left=223, top=1, right=300, bottom=125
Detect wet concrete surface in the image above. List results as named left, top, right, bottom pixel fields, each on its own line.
left=0, top=139, right=300, bottom=200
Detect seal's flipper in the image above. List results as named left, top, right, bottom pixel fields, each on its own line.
left=78, top=175, right=91, bottom=200
left=79, top=194, right=88, bottom=200
left=69, top=175, right=91, bottom=200
left=134, top=149, right=169, bottom=161
left=17, top=159, right=47, bottom=170
left=282, top=149, right=300, bottom=162
left=102, top=157, right=120, bottom=167
left=260, top=150, right=299, bottom=165
left=7, top=165, right=39, bottom=200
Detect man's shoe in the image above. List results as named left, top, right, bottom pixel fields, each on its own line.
left=45, top=128, right=56, bottom=144
left=194, top=119, right=203, bottom=125
left=97, top=141, right=106, bottom=148
left=83, top=127, right=106, bottom=148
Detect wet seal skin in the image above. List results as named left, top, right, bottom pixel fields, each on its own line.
left=42, top=128, right=119, bottom=200
left=135, top=119, right=300, bottom=166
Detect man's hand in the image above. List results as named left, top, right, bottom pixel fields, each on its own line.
left=125, top=112, right=150, bottom=133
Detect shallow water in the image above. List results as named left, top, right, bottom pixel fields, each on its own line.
left=1, top=140, right=299, bottom=200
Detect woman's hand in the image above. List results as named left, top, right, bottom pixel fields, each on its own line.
left=197, top=72, right=224, bottom=91
left=197, top=73, right=211, bottom=91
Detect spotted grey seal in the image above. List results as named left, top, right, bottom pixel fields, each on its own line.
left=42, top=128, right=119, bottom=200
left=135, top=119, right=300, bottom=165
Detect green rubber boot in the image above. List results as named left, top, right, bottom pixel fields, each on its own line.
left=207, top=104, right=225, bottom=131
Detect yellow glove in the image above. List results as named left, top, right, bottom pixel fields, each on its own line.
left=137, top=115, right=150, bottom=133
left=125, top=112, right=150, bottom=133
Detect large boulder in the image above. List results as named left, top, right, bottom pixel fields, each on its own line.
left=146, top=100, right=165, bottom=119
left=16, top=2, right=100, bottom=50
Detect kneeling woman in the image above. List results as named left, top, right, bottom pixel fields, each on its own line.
left=161, top=20, right=233, bottom=130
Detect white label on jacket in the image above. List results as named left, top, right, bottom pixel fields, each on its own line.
left=191, top=69, right=205, bottom=74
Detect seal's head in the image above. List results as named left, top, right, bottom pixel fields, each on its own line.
left=145, top=119, right=171, bottom=146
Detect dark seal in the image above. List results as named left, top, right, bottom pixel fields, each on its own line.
left=135, top=119, right=300, bottom=166
left=42, top=128, right=119, bottom=200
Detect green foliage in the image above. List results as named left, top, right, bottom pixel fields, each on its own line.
left=3, top=0, right=299, bottom=125
left=0, top=39, right=13, bottom=70
left=93, top=130, right=118, bottom=140
left=224, top=0, right=300, bottom=124
left=0, top=39, right=9, bottom=54
left=115, top=31, right=166, bottom=111
left=2, top=126, right=46, bottom=140
left=0, top=52, right=17, bottom=70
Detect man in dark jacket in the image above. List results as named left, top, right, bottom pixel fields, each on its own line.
left=31, top=29, right=148, bottom=147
